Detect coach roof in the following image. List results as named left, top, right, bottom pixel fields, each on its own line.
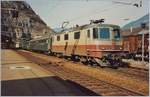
left=30, top=36, right=49, bottom=42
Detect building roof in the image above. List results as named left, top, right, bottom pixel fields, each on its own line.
left=121, top=27, right=149, bottom=37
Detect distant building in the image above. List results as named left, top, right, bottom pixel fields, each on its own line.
left=121, top=14, right=149, bottom=54
left=122, top=27, right=149, bottom=54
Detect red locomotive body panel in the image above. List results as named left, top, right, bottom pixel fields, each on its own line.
left=52, top=44, right=123, bottom=58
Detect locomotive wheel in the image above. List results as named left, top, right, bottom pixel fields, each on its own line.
left=71, top=55, right=80, bottom=62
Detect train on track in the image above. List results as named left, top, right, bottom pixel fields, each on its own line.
left=21, top=20, right=130, bottom=68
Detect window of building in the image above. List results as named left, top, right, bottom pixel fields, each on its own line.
left=93, top=28, right=98, bottom=39
left=87, top=30, right=90, bottom=38
left=99, top=28, right=110, bottom=39
left=12, top=10, right=18, bottom=18
left=57, top=36, right=60, bottom=41
left=74, top=32, right=80, bottom=39
left=64, top=34, right=68, bottom=40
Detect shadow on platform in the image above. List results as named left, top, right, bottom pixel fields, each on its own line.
left=1, top=76, right=100, bottom=96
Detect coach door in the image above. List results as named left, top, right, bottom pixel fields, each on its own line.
left=48, top=37, right=53, bottom=52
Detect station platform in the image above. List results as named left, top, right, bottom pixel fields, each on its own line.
left=1, top=49, right=98, bottom=96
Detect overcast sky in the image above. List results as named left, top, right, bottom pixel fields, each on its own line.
left=26, top=0, right=149, bottom=28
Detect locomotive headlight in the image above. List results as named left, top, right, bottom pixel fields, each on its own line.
left=102, top=48, right=105, bottom=50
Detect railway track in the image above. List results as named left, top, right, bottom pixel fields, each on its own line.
left=67, top=55, right=149, bottom=81
left=58, top=55, right=149, bottom=81
left=16, top=50, right=146, bottom=96
left=116, top=68, right=149, bottom=81
left=94, top=67, right=149, bottom=82
left=19, top=50, right=149, bottom=81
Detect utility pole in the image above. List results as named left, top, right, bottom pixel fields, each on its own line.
left=142, top=31, right=144, bottom=62
left=141, top=23, right=146, bottom=62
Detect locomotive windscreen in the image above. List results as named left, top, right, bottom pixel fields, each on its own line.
left=113, top=29, right=121, bottom=40
left=99, top=28, right=110, bottom=39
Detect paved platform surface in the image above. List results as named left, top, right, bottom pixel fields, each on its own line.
left=1, top=49, right=98, bottom=96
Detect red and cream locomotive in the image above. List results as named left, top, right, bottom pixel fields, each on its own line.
left=50, top=20, right=126, bottom=68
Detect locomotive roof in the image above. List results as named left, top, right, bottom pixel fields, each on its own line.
left=54, top=23, right=120, bottom=35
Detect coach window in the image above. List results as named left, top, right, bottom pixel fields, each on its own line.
left=93, top=28, right=98, bottom=39
left=74, top=32, right=80, bottom=39
left=87, top=30, right=90, bottom=38
left=57, top=35, right=60, bottom=41
left=51, top=37, right=54, bottom=42
left=64, top=34, right=68, bottom=40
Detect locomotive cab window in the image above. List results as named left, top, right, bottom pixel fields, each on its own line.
left=57, top=36, right=60, bottom=41
left=74, top=32, right=80, bottom=39
left=99, top=28, right=110, bottom=39
left=93, top=28, right=98, bottom=39
left=64, top=34, right=68, bottom=40
left=113, top=29, right=121, bottom=40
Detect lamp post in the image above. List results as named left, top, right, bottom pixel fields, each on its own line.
left=141, top=23, right=146, bottom=62
left=142, top=30, right=144, bottom=62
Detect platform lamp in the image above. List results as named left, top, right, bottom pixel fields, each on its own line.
left=141, top=23, right=146, bottom=62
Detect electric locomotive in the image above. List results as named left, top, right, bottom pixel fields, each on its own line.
left=51, top=20, right=126, bottom=68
